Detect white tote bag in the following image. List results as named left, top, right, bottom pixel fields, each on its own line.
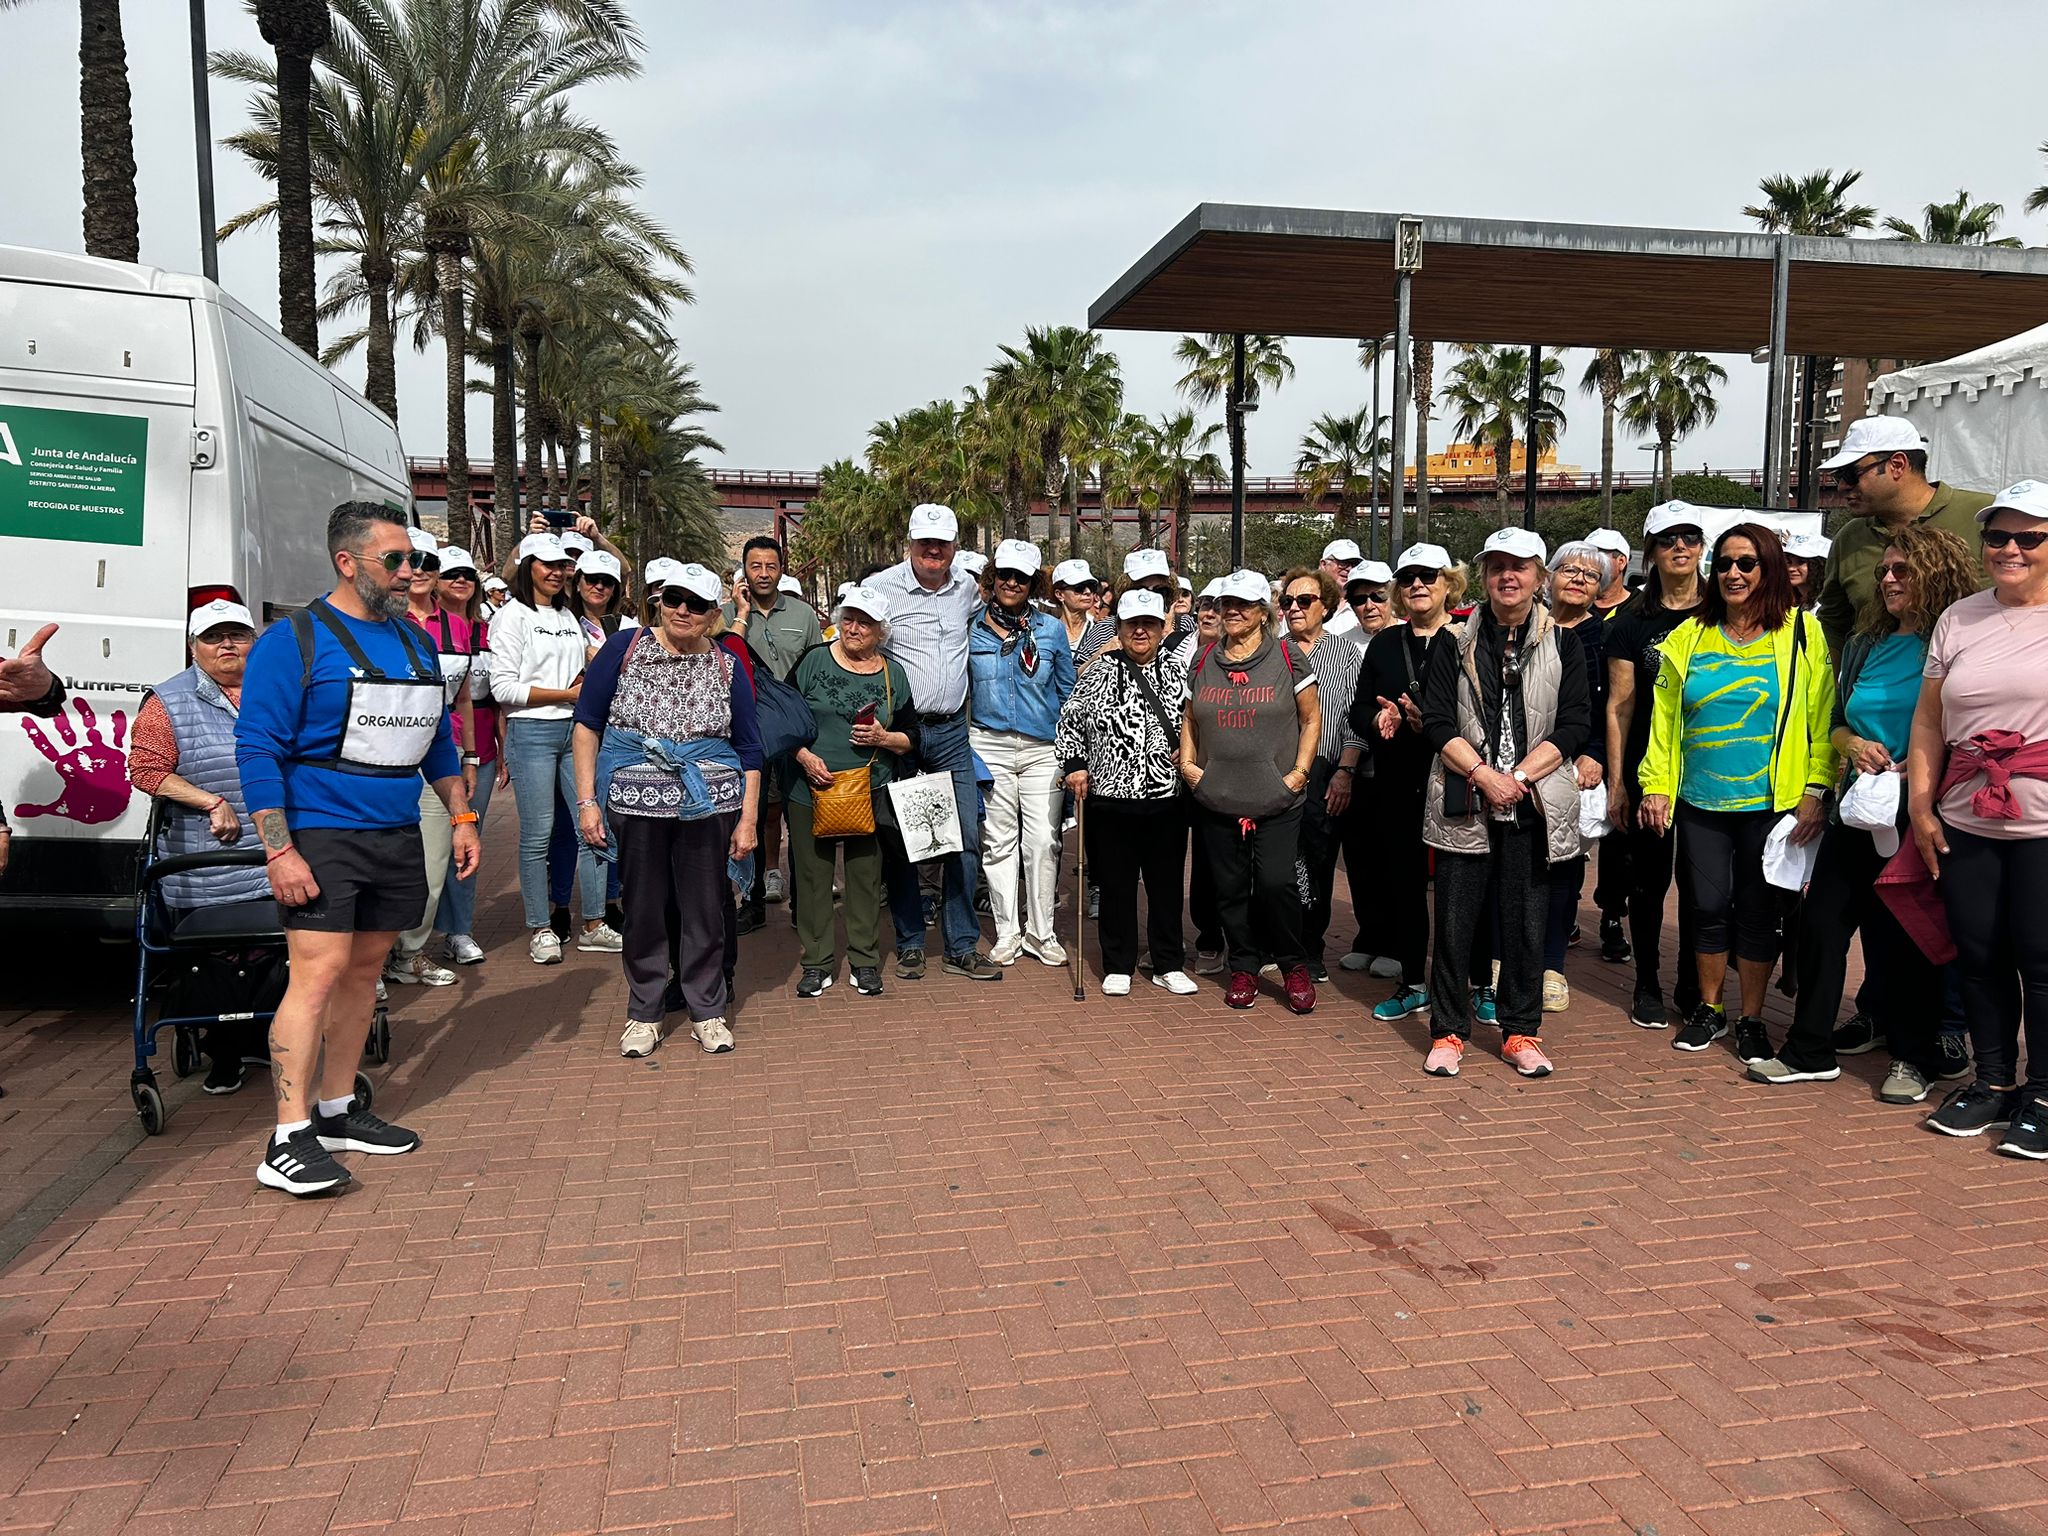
left=885, top=772, right=964, bottom=861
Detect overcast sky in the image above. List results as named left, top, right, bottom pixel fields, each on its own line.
left=8, top=0, right=2048, bottom=486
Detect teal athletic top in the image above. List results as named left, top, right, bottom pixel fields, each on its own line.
left=1678, top=625, right=1780, bottom=812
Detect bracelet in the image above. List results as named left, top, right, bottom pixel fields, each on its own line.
left=1333, top=765, right=1354, bottom=776
left=577, top=797, right=600, bottom=809
left=265, top=845, right=294, bottom=864
left=462, top=755, right=481, bottom=767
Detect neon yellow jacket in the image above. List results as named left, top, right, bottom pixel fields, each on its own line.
left=1638, top=611, right=1838, bottom=811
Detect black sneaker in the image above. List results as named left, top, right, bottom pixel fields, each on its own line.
left=1567, top=923, right=1582, bottom=949
left=734, top=905, right=766, bottom=936
left=1995, top=1100, right=2048, bottom=1160
left=203, top=1055, right=246, bottom=1096
left=1308, top=961, right=1330, bottom=984
left=795, top=967, right=832, bottom=998
left=1600, top=918, right=1632, bottom=963
left=895, top=947, right=926, bottom=981
left=1733, top=1016, right=1772, bottom=1064
left=605, top=900, right=626, bottom=932
left=313, top=1101, right=421, bottom=1156
left=1630, top=985, right=1668, bottom=1030
left=1936, top=1031, right=1972, bottom=1081
left=852, top=966, right=883, bottom=996
left=945, top=951, right=1004, bottom=981
left=1830, top=1013, right=1880, bottom=1056
left=549, top=905, right=572, bottom=943
left=1673, top=1004, right=1727, bottom=1052
left=257, top=1127, right=351, bottom=1197
left=1926, top=1082, right=2021, bottom=1138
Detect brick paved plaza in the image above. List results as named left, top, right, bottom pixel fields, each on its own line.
left=3, top=852, right=2047, bottom=1536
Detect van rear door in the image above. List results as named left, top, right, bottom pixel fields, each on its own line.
left=0, top=280, right=195, bottom=916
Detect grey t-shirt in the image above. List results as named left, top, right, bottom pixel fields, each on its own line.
left=1188, top=636, right=1316, bottom=819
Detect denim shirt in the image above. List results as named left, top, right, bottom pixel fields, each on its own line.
left=967, top=607, right=1075, bottom=742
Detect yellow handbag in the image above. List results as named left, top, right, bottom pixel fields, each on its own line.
left=808, top=666, right=889, bottom=838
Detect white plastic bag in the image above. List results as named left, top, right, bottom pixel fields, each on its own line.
left=886, top=772, right=964, bottom=860
left=1578, top=785, right=1611, bottom=840
left=1838, top=769, right=1903, bottom=857
left=1762, top=812, right=1820, bottom=891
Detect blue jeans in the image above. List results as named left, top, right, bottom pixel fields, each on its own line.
left=883, top=710, right=984, bottom=958
left=504, top=716, right=605, bottom=929
left=434, top=767, right=497, bottom=937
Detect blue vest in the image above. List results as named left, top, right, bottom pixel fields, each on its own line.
left=152, top=666, right=274, bottom=909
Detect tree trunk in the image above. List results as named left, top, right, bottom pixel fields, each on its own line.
left=1065, top=469, right=1080, bottom=562
left=543, top=434, right=561, bottom=515
left=78, top=0, right=138, bottom=262
left=490, top=326, right=518, bottom=557
left=1003, top=452, right=1027, bottom=542
left=1135, top=490, right=1153, bottom=552
left=520, top=329, right=545, bottom=521
left=1413, top=339, right=1433, bottom=538
left=1597, top=351, right=1621, bottom=521
left=271, top=47, right=318, bottom=354
left=436, top=246, right=471, bottom=550
left=361, top=254, right=397, bottom=420
left=1495, top=429, right=1514, bottom=526
left=1659, top=430, right=1676, bottom=501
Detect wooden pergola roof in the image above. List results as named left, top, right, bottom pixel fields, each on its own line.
left=1088, top=205, right=2048, bottom=359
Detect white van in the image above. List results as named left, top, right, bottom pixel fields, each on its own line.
left=0, top=244, right=412, bottom=930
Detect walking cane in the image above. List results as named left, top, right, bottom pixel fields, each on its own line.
left=1072, top=796, right=1087, bottom=1001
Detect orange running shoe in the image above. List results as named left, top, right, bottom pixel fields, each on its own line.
left=1423, top=1036, right=1465, bottom=1077
left=1502, top=1035, right=1553, bottom=1077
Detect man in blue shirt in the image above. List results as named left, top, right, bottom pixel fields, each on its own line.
left=237, top=502, right=479, bottom=1197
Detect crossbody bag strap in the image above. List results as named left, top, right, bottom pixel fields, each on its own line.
left=1772, top=611, right=1804, bottom=764
left=1121, top=653, right=1180, bottom=747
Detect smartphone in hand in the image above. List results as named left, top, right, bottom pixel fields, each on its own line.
left=852, top=702, right=878, bottom=726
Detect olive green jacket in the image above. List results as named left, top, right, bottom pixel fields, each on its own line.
left=1815, top=482, right=1993, bottom=656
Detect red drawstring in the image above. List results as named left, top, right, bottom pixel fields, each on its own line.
left=1238, top=816, right=1256, bottom=839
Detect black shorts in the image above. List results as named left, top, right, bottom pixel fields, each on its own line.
left=281, top=825, right=429, bottom=934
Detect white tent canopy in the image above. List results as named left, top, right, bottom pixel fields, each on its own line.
left=1871, top=322, right=2048, bottom=490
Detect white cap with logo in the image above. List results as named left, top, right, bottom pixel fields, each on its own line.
left=1051, top=558, right=1094, bottom=588
left=1818, top=415, right=1925, bottom=472
left=1346, top=560, right=1395, bottom=586
left=1123, top=548, right=1170, bottom=582
left=778, top=574, right=803, bottom=595
left=407, top=525, right=439, bottom=555
left=1320, top=538, right=1364, bottom=565
left=1784, top=533, right=1832, bottom=560
left=836, top=583, right=892, bottom=623
left=188, top=598, right=255, bottom=638
left=1116, top=588, right=1167, bottom=622
left=1587, top=528, right=1633, bottom=560
left=908, top=503, right=959, bottom=542
left=1480, top=527, right=1548, bottom=562
left=993, top=539, right=1042, bottom=575
left=1198, top=577, right=1226, bottom=602
left=644, top=557, right=682, bottom=589
left=438, top=545, right=476, bottom=574
left=1393, top=542, right=1454, bottom=573
left=954, top=549, right=988, bottom=577
left=576, top=549, right=622, bottom=582
left=559, top=530, right=593, bottom=556
left=1642, top=501, right=1704, bottom=538
left=668, top=563, right=722, bottom=603
left=1214, top=569, right=1271, bottom=604
left=1980, top=478, right=2048, bottom=523
left=515, top=532, right=569, bottom=565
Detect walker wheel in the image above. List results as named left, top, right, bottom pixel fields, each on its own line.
left=132, top=1082, right=165, bottom=1136
left=172, top=1029, right=201, bottom=1079
left=363, top=1010, right=391, bottom=1066
left=353, top=1071, right=374, bottom=1112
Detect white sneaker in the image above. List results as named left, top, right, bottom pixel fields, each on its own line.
left=1023, top=935, right=1067, bottom=967
left=619, top=1020, right=661, bottom=1058
left=445, top=934, right=486, bottom=966
left=384, top=951, right=457, bottom=987
left=1258, top=962, right=1281, bottom=979
left=1152, top=970, right=1198, bottom=996
left=577, top=922, right=624, bottom=953
left=529, top=928, right=563, bottom=965
left=764, top=869, right=786, bottom=904
left=1102, top=974, right=1132, bottom=996
left=692, top=1016, right=735, bottom=1053
left=989, top=934, right=1024, bottom=966
left=1542, top=970, right=1570, bottom=1014
left=1190, top=949, right=1225, bottom=976
left=1338, top=951, right=1375, bottom=972
left=1368, top=956, right=1404, bottom=979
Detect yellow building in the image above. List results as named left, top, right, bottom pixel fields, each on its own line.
left=1423, top=440, right=1576, bottom=480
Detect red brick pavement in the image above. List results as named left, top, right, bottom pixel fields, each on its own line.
left=4, top=846, right=2048, bottom=1535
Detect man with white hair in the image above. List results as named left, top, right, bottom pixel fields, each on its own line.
left=1586, top=529, right=1635, bottom=615
left=865, top=505, right=1003, bottom=981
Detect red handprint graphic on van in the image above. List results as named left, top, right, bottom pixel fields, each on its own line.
left=15, top=699, right=132, bottom=825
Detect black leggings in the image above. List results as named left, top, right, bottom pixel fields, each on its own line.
left=1678, top=803, right=1779, bottom=964
left=1620, top=796, right=1698, bottom=1009
left=1939, top=821, right=2048, bottom=1094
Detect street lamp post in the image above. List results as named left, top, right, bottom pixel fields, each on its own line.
left=1523, top=344, right=1543, bottom=532
left=1228, top=334, right=1248, bottom=568
left=1390, top=216, right=1423, bottom=557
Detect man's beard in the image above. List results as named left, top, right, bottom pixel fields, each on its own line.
left=354, top=566, right=408, bottom=619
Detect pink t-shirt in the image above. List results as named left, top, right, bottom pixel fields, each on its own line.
left=1923, top=589, right=2048, bottom=839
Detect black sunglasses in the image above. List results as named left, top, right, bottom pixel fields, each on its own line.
left=442, top=568, right=477, bottom=582
left=1834, top=456, right=1887, bottom=488
left=1652, top=530, right=1703, bottom=550
left=1060, top=581, right=1100, bottom=595
left=580, top=573, right=619, bottom=588
left=1277, top=593, right=1322, bottom=611
left=659, top=587, right=715, bottom=613
left=993, top=568, right=1034, bottom=585
left=1347, top=588, right=1388, bottom=605
left=1715, top=554, right=1761, bottom=574
left=1983, top=527, right=2048, bottom=551
left=1394, top=568, right=1438, bottom=586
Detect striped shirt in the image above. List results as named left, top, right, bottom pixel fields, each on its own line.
left=1300, top=629, right=1371, bottom=764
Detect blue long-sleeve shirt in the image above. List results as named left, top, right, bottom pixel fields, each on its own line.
left=967, top=608, right=1074, bottom=741
left=236, top=604, right=461, bottom=831
left=573, top=629, right=764, bottom=770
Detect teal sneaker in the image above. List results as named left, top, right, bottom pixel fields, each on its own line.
left=1472, top=986, right=1498, bottom=1025
left=1372, top=986, right=1429, bottom=1021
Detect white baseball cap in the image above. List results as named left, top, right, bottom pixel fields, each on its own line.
left=1048, top=559, right=1092, bottom=588
left=1819, top=415, right=1925, bottom=472
left=1586, top=528, right=1633, bottom=561
left=645, top=557, right=680, bottom=585
left=188, top=597, right=255, bottom=638
left=1345, top=560, right=1395, bottom=587
left=1215, top=569, right=1271, bottom=604
left=836, top=583, right=892, bottom=623
left=1177, top=575, right=1193, bottom=592
left=1393, top=543, right=1454, bottom=574
left=1784, top=533, right=1832, bottom=560
left=1642, top=501, right=1705, bottom=538
left=516, top=532, right=570, bottom=565
left=1116, top=589, right=1167, bottom=622
left=778, top=574, right=803, bottom=595
left=1198, top=577, right=1226, bottom=602
left=993, top=538, right=1042, bottom=576
left=576, top=549, right=622, bottom=582
left=1480, top=527, right=1548, bottom=563
left=908, top=503, right=959, bottom=542
left=1320, top=538, right=1364, bottom=565
left=1980, top=478, right=2048, bottom=523
left=1123, top=548, right=1171, bottom=582
left=484, top=574, right=509, bottom=593
left=437, top=546, right=476, bottom=575
left=665, top=563, right=722, bottom=603
left=407, top=525, right=439, bottom=555
left=954, top=550, right=988, bottom=577
left=559, top=530, right=593, bottom=556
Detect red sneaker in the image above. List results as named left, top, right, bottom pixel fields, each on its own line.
left=1225, top=971, right=1257, bottom=1009
left=1284, top=964, right=1316, bottom=1014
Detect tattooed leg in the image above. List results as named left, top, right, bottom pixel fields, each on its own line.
left=270, top=928, right=355, bottom=1123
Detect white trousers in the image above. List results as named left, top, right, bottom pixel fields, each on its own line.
left=971, top=728, right=1062, bottom=949
left=399, top=779, right=452, bottom=955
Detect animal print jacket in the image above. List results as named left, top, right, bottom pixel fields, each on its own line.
left=1053, top=650, right=1189, bottom=804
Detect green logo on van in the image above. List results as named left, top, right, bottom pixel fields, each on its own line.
left=0, top=404, right=148, bottom=547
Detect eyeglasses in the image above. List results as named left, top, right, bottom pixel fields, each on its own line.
left=1554, top=566, right=1602, bottom=583
left=1876, top=561, right=1912, bottom=581
left=1715, top=554, right=1761, bottom=575
left=1982, top=527, right=2048, bottom=551
left=993, top=568, right=1033, bottom=585
left=360, top=549, right=426, bottom=572
left=1277, top=593, right=1322, bottom=611
left=1348, top=589, right=1388, bottom=605
left=659, top=587, right=715, bottom=613
left=1834, top=456, right=1886, bottom=488
left=1651, top=531, right=1703, bottom=550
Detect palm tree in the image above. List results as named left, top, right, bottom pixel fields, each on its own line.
left=2, top=0, right=139, bottom=261
left=1296, top=409, right=1387, bottom=532
left=1441, top=347, right=1563, bottom=525
left=990, top=326, right=1122, bottom=559
left=1176, top=334, right=1293, bottom=548
left=251, top=0, right=332, bottom=355
left=1882, top=190, right=2021, bottom=247
left=1618, top=351, right=1727, bottom=500
left=1579, top=349, right=1643, bottom=521
left=1134, top=410, right=1221, bottom=564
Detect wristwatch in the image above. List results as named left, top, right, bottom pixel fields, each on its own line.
left=1512, top=769, right=1530, bottom=787
left=462, top=754, right=481, bottom=766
